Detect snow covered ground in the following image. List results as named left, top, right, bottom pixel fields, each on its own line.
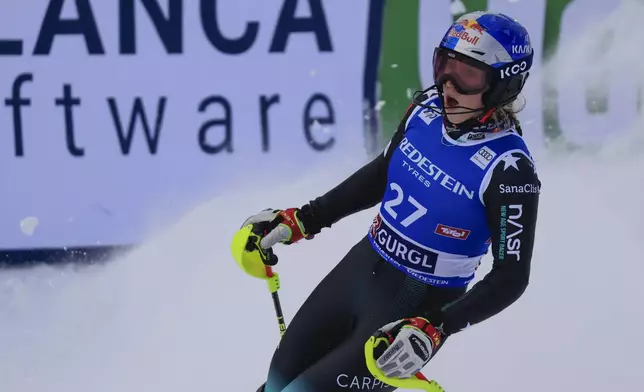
left=1, top=134, right=643, bottom=392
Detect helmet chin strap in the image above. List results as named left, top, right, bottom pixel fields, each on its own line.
left=434, top=87, right=498, bottom=136
left=412, top=85, right=504, bottom=137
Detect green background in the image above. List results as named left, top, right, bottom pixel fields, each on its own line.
left=377, top=0, right=575, bottom=145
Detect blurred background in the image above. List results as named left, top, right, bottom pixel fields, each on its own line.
left=1, top=0, right=643, bottom=391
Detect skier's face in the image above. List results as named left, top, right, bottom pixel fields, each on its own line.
left=441, top=80, right=485, bottom=124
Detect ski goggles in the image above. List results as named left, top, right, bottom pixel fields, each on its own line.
left=433, top=47, right=492, bottom=95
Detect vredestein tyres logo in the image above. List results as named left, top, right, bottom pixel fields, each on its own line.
left=375, top=0, right=627, bottom=148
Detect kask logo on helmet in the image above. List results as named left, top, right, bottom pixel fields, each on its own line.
left=511, top=45, right=532, bottom=54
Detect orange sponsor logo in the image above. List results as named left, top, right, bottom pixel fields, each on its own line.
left=448, top=19, right=484, bottom=45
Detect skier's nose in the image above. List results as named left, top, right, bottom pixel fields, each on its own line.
left=443, top=80, right=456, bottom=93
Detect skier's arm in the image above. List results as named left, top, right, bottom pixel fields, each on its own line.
left=426, top=152, right=541, bottom=335
left=295, top=153, right=388, bottom=233
left=297, top=106, right=415, bottom=235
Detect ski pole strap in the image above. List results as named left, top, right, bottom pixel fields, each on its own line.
left=265, top=266, right=287, bottom=337
left=364, top=336, right=445, bottom=392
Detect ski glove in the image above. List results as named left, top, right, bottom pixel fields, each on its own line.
left=370, top=317, right=443, bottom=379
left=241, top=208, right=313, bottom=250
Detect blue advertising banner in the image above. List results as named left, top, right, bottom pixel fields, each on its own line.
left=0, top=0, right=373, bottom=254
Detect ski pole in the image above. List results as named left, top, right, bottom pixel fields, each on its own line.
left=230, top=224, right=287, bottom=338
left=264, top=265, right=286, bottom=337
left=414, top=372, right=445, bottom=392
left=263, top=268, right=442, bottom=391
left=233, top=224, right=441, bottom=390
left=263, top=258, right=440, bottom=390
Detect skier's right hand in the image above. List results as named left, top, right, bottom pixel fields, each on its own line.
left=241, top=208, right=313, bottom=250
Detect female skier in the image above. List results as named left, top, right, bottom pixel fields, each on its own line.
left=242, top=11, right=541, bottom=392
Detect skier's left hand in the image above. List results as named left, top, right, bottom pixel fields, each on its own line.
left=369, top=317, right=444, bottom=379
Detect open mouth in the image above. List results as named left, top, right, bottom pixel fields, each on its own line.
left=445, top=94, right=460, bottom=108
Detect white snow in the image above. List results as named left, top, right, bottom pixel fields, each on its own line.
left=1, top=129, right=643, bottom=392
left=19, top=217, right=39, bottom=236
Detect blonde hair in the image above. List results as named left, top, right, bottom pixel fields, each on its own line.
left=493, top=95, right=526, bottom=135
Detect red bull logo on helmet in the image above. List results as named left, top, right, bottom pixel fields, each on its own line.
left=458, top=19, right=485, bottom=34
left=448, top=19, right=484, bottom=46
